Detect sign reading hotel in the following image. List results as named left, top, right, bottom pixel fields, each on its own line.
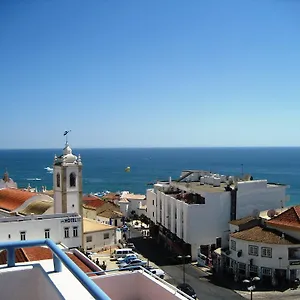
left=61, top=217, right=81, bottom=223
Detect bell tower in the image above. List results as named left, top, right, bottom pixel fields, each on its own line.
left=53, top=139, right=83, bottom=216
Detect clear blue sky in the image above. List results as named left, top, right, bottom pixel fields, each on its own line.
left=1, top=0, right=300, bottom=148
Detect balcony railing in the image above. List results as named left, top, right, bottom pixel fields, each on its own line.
left=0, top=239, right=111, bottom=300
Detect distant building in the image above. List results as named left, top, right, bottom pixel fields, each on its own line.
left=96, top=202, right=123, bottom=227
left=0, top=170, right=17, bottom=189
left=146, top=170, right=289, bottom=260
left=83, top=218, right=119, bottom=251
left=0, top=188, right=54, bottom=216
left=119, top=192, right=147, bottom=217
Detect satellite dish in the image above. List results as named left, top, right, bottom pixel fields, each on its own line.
left=267, top=209, right=276, bottom=218
left=243, top=174, right=252, bottom=181
left=252, top=209, right=260, bottom=218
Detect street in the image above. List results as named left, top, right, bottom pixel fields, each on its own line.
left=128, top=227, right=244, bottom=300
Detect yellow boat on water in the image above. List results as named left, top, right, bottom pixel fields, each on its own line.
left=125, top=166, right=131, bottom=172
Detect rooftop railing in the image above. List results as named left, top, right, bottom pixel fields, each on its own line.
left=0, top=239, right=111, bottom=300
left=87, top=265, right=196, bottom=300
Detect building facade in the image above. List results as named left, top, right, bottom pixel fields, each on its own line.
left=83, top=218, right=117, bottom=251
left=0, top=213, right=82, bottom=248
left=146, top=170, right=288, bottom=260
left=216, top=208, right=300, bottom=287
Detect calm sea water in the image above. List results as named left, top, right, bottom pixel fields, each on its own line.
left=0, top=147, right=299, bottom=205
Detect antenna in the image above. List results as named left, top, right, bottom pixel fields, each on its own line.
left=267, top=209, right=276, bottom=218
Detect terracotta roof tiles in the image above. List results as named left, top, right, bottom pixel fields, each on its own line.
left=83, top=195, right=105, bottom=209
left=230, top=225, right=300, bottom=244
left=0, top=188, right=37, bottom=211
left=267, top=206, right=300, bottom=230
left=229, top=216, right=256, bottom=226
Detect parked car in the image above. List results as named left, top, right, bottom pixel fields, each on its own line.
left=144, top=266, right=165, bottom=279
left=119, top=258, right=147, bottom=269
left=177, top=283, right=197, bottom=300
left=117, top=254, right=138, bottom=264
left=126, top=242, right=135, bottom=250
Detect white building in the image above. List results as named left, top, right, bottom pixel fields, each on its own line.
left=0, top=213, right=82, bottom=248
left=119, top=192, right=146, bottom=217
left=146, top=170, right=288, bottom=260
left=215, top=206, right=300, bottom=287
left=83, top=218, right=118, bottom=251
left=0, top=170, right=17, bottom=189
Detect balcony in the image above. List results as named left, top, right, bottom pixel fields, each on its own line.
left=0, top=239, right=193, bottom=300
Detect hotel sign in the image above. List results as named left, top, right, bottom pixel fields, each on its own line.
left=290, top=261, right=300, bottom=266
left=61, top=217, right=81, bottom=224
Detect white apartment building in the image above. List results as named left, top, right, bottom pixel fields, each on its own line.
left=146, top=170, right=288, bottom=260
left=0, top=213, right=82, bottom=248
left=119, top=192, right=147, bottom=217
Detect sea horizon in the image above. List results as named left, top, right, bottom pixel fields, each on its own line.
left=1, top=146, right=300, bottom=151
left=0, top=147, right=299, bottom=208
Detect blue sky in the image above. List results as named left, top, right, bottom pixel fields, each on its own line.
left=1, top=0, right=300, bottom=148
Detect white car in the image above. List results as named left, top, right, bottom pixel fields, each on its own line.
left=119, top=258, right=147, bottom=269
left=117, top=254, right=138, bottom=264
left=145, top=266, right=165, bottom=279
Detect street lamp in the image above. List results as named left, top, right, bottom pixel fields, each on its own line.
left=178, top=255, right=191, bottom=284
left=243, top=276, right=260, bottom=300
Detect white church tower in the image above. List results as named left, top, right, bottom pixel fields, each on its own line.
left=53, top=136, right=83, bottom=215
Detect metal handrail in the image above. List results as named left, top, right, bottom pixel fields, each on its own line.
left=0, top=239, right=111, bottom=300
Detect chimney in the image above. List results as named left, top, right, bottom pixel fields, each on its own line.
left=281, top=233, right=285, bottom=239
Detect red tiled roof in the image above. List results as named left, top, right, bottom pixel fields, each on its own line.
left=0, top=248, right=27, bottom=264
left=267, top=206, right=300, bottom=230
left=83, top=195, right=105, bottom=209
left=0, top=188, right=37, bottom=211
left=230, top=226, right=300, bottom=244
left=0, top=246, right=96, bottom=276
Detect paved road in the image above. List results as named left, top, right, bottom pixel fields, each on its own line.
left=163, top=264, right=244, bottom=300
left=128, top=228, right=244, bottom=300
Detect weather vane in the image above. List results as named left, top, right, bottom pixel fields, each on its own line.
left=63, top=130, right=71, bottom=144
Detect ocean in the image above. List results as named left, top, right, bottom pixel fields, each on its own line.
left=0, top=147, right=299, bottom=206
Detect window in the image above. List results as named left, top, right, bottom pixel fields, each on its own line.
left=73, top=226, right=78, bottom=237
left=20, top=231, right=26, bottom=241
left=70, top=172, right=76, bottom=187
left=261, top=247, right=272, bottom=258
left=152, top=212, right=155, bottom=217
left=104, top=233, right=109, bottom=239
left=56, top=173, right=60, bottom=188
left=86, top=236, right=92, bottom=242
left=152, top=199, right=154, bottom=205
left=249, top=265, right=258, bottom=273
left=64, top=227, right=70, bottom=238
left=45, top=229, right=50, bottom=239
left=261, top=267, right=272, bottom=276
left=231, top=240, right=236, bottom=251
left=248, top=245, right=259, bottom=256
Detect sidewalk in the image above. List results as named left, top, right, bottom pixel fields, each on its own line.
left=237, top=289, right=300, bottom=299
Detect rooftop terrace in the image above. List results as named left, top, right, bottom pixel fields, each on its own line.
left=0, top=239, right=192, bottom=300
